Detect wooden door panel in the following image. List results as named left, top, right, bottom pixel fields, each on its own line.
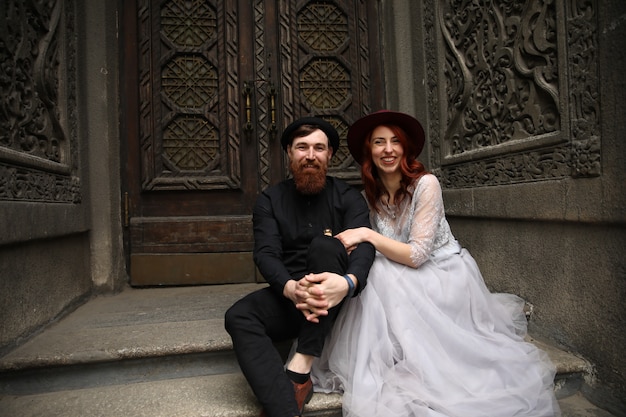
left=126, top=0, right=258, bottom=286
left=129, top=216, right=253, bottom=253
left=139, top=1, right=248, bottom=194
left=274, top=0, right=384, bottom=183
left=130, top=252, right=256, bottom=286
left=122, top=0, right=385, bottom=286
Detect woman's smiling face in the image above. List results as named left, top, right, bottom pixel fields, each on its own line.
left=369, top=125, right=404, bottom=176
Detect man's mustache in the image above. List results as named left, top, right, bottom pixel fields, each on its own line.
left=299, top=162, right=321, bottom=170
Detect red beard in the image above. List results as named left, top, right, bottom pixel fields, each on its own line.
left=290, top=159, right=328, bottom=195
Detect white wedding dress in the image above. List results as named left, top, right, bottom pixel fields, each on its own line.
left=311, top=174, right=560, bottom=417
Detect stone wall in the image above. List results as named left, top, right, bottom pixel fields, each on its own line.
left=0, top=0, right=88, bottom=353
left=0, top=0, right=125, bottom=353
left=383, top=0, right=625, bottom=413
left=0, top=234, right=91, bottom=353
left=449, top=217, right=626, bottom=413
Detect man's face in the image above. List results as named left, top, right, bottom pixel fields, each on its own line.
left=287, top=129, right=333, bottom=195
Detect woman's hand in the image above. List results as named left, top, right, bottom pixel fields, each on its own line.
left=335, top=227, right=371, bottom=254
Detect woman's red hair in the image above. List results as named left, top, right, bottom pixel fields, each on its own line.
left=360, top=124, right=428, bottom=212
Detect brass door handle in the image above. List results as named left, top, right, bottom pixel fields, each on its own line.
left=243, top=81, right=253, bottom=133
left=268, top=82, right=277, bottom=133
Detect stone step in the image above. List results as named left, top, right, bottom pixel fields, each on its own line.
left=0, top=284, right=613, bottom=417
left=0, top=284, right=258, bottom=396
left=0, top=371, right=343, bottom=417
left=0, top=372, right=617, bottom=417
left=0, top=284, right=257, bottom=372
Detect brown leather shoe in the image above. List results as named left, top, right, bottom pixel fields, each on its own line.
left=258, top=377, right=313, bottom=417
left=293, top=377, right=313, bottom=415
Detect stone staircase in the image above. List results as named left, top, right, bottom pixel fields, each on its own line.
left=0, top=284, right=615, bottom=417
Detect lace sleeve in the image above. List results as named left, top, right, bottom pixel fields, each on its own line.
left=408, top=174, right=446, bottom=268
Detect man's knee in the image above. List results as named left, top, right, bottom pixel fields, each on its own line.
left=307, top=235, right=348, bottom=274
left=224, top=304, right=237, bottom=334
left=309, top=234, right=345, bottom=256
left=224, top=299, right=250, bottom=335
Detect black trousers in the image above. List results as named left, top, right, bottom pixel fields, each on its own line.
left=224, top=235, right=348, bottom=417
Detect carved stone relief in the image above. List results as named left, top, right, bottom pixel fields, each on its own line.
left=0, top=0, right=80, bottom=202
left=424, top=0, right=601, bottom=188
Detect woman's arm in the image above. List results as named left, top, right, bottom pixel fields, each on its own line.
left=335, top=175, right=445, bottom=268
left=336, top=226, right=415, bottom=267
left=405, top=175, right=445, bottom=267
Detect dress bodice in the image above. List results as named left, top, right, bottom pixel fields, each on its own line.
left=370, top=174, right=454, bottom=267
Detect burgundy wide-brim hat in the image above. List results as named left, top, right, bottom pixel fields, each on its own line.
left=347, top=110, right=425, bottom=164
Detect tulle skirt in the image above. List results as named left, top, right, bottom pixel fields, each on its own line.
left=311, top=241, right=560, bottom=417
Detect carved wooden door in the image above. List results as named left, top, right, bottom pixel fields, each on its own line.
left=122, top=0, right=384, bottom=285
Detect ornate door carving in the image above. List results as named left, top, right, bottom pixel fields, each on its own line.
left=122, top=0, right=384, bottom=285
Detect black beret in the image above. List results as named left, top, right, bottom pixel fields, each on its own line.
left=280, top=117, right=340, bottom=155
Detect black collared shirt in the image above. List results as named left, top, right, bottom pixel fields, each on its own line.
left=253, top=177, right=375, bottom=295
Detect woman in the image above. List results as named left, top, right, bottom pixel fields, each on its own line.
left=311, top=111, right=560, bottom=417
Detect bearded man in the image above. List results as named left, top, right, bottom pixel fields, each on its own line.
left=225, top=117, right=375, bottom=417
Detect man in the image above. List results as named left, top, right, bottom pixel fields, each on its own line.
left=225, top=117, right=375, bottom=417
